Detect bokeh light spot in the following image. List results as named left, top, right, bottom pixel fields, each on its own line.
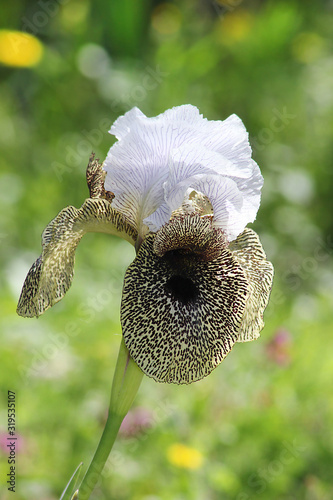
left=60, top=0, right=89, bottom=30
left=77, top=43, right=110, bottom=79
left=0, top=30, right=43, bottom=67
left=278, top=170, right=314, bottom=205
left=292, top=32, right=326, bottom=64
left=208, top=463, right=240, bottom=493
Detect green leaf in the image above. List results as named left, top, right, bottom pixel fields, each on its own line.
left=59, top=462, right=83, bottom=500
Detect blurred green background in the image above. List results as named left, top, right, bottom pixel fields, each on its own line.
left=1, top=1, right=333, bottom=499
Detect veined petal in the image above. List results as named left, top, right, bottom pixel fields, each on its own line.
left=204, top=114, right=253, bottom=166
left=168, top=144, right=254, bottom=182
left=158, top=107, right=252, bottom=164
left=104, top=105, right=263, bottom=241
left=163, top=111, right=255, bottom=174
left=104, top=121, right=174, bottom=234
left=104, top=106, right=215, bottom=235
left=144, top=202, right=172, bottom=233
left=110, top=107, right=146, bottom=140
left=191, top=175, right=260, bottom=241
left=146, top=174, right=258, bottom=242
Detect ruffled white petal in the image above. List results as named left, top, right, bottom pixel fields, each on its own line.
left=104, top=120, right=172, bottom=233
left=144, top=143, right=262, bottom=240
left=104, top=104, right=263, bottom=240
left=109, top=106, right=146, bottom=140
left=158, top=104, right=202, bottom=124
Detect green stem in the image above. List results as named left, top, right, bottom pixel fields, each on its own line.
left=78, top=338, right=144, bottom=500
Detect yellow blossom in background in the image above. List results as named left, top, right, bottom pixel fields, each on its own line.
left=167, top=443, right=204, bottom=470
left=0, top=30, right=43, bottom=67
left=216, top=9, right=253, bottom=44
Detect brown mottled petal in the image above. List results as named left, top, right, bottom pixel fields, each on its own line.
left=86, top=153, right=115, bottom=202
left=170, top=191, right=214, bottom=219
left=121, top=217, right=249, bottom=385
left=153, top=214, right=228, bottom=261
left=17, top=198, right=137, bottom=318
left=188, top=191, right=214, bottom=216
left=230, top=228, right=274, bottom=343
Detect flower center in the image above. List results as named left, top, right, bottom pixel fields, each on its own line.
left=165, top=275, right=199, bottom=304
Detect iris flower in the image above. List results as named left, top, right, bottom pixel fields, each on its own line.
left=17, top=104, right=273, bottom=384
left=17, top=105, right=273, bottom=498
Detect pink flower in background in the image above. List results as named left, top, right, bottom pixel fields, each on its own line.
left=119, top=407, right=154, bottom=438
left=266, top=329, right=292, bottom=366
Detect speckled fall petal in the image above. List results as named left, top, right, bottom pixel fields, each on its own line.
left=17, top=156, right=137, bottom=318
left=16, top=197, right=137, bottom=318
left=231, top=228, right=274, bottom=343
left=121, top=214, right=273, bottom=384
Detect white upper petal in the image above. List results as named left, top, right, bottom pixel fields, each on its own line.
left=104, top=105, right=263, bottom=240
left=110, top=107, right=146, bottom=140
